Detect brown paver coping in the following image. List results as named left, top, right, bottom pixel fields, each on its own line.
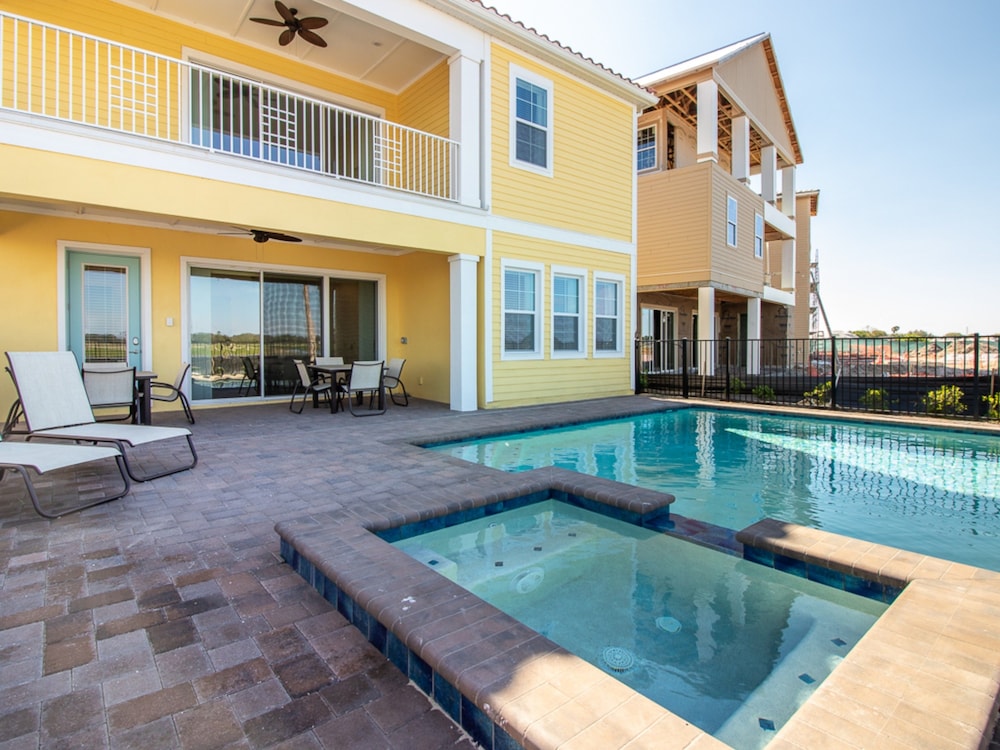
left=737, top=519, right=1000, bottom=749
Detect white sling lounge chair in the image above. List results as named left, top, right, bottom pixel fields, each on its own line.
left=0, top=435, right=130, bottom=518
left=5, top=351, right=198, bottom=482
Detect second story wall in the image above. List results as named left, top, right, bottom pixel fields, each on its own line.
left=489, top=44, right=636, bottom=242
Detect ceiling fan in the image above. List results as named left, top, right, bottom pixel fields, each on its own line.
left=250, top=1, right=328, bottom=48
left=221, top=228, right=303, bottom=243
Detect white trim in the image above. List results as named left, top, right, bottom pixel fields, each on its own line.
left=500, top=258, right=544, bottom=360
left=508, top=64, right=554, bottom=178
left=484, top=229, right=494, bottom=404
left=57, top=241, right=153, bottom=371
left=550, top=265, right=587, bottom=358
left=593, top=272, right=625, bottom=357
left=754, top=212, right=764, bottom=259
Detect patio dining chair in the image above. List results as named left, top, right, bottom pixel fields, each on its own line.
left=239, top=356, right=259, bottom=396
left=5, top=351, right=197, bottom=482
left=0, top=435, right=130, bottom=518
left=337, top=360, right=386, bottom=416
left=82, top=364, right=138, bottom=423
left=289, top=359, right=333, bottom=413
left=150, top=362, right=195, bottom=423
left=383, top=358, right=409, bottom=406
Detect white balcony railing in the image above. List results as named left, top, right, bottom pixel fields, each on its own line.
left=0, top=11, right=459, bottom=201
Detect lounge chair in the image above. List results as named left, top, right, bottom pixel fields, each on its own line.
left=338, top=360, right=386, bottom=416
left=5, top=351, right=198, bottom=482
left=383, top=358, right=409, bottom=406
left=0, top=435, right=130, bottom=518
left=150, top=362, right=195, bottom=424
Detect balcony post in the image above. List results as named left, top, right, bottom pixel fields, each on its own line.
left=697, top=286, right=715, bottom=376
left=781, top=239, right=796, bottom=290
left=746, top=297, right=761, bottom=375
left=696, top=80, right=719, bottom=164
left=732, top=115, right=750, bottom=183
left=782, top=165, right=796, bottom=218
left=761, top=145, right=777, bottom=204
left=449, top=54, right=482, bottom=208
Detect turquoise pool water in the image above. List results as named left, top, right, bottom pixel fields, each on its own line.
left=429, top=409, right=1000, bottom=571
left=394, top=499, right=886, bottom=749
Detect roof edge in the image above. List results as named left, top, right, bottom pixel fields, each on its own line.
left=422, top=0, right=657, bottom=109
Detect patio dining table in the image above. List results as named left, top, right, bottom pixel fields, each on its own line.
left=307, top=364, right=352, bottom=412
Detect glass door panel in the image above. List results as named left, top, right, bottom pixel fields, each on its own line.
left=329, top=278, right=377, bottom=362
left=67, top=251, right=142, bottom=368
left=262, top=274, right=323, bottom=397
left=189, top=268, right=261, bottom=400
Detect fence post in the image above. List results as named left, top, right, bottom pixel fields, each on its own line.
left=724, top=338, right=731, bottom=401
left=634, top=337, right=642, bottom=394
left=829, top=336, right=838, bottom=410
left=681, top=339, right=689, bottom=399
left=973, top=333, right=981, bottom=419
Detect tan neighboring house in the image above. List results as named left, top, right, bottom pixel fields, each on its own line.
left=634, top=33, right=818, bottom=374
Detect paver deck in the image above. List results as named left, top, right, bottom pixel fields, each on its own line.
left=1, top=395, right=999, bottom=749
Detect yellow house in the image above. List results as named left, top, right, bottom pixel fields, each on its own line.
left=0, top=0, right=656, bottom=415
left=634, top=33, right=814, bottom=375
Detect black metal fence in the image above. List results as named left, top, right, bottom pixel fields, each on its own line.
left=636, top=335, right=1000, bottom=421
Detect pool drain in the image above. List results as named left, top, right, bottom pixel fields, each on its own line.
left=655, top=616, right=682, bottom=633
left=601, top=646, right=635, bottom=672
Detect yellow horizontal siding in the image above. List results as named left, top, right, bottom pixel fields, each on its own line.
left=490, top=44, right=635, bottom=241
left=489, top=233, right=632, bottom=407
left=398, top=61, right=449, bottom=137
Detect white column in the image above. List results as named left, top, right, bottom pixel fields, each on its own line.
left=745, top=297, right=761, bottom=375
left=732, top=115, right=750, bottom=183
left=696, top=79, right=718, bottom=163
left=449, top=254, right=479, bottom=411
left=761, top=144, right=777, bottom=204
left=781, top=165, right=796, bottom=218
left=697, top=286, right=715, bottom=376
left=781, top=239, right=796, bottom=290
left=449, top=54, right=482, bottom=208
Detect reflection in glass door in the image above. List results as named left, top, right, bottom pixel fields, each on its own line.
left=639, top=307, right=676, bottom=372
left=329, top=278, right=377, bottom=362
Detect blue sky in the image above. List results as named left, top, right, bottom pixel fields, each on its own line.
left=486, top=0, right=1000, bottom=335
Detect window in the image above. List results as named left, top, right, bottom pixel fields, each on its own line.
left=594, top=276, right=624, bottom=354
left=552, top=270, right=585, bottom=355
left=637, top=126, right=656, bottom=171
left=727, top=195, right=738, bottom=247
left=754, top=213, right=764, bottom=258
left=510, top=66, right=553, bottom=174
left=503, top=263, right=543, bottom=357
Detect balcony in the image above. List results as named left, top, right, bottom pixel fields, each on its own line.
left=0, top=11, right=459, bottom=202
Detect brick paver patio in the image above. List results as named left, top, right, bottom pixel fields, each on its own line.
left=0, top=394, right=670, bottom=749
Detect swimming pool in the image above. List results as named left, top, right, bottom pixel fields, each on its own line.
left=392, top=498, right=886, bottom=749
left=428, top=408, right=1000, bottom=571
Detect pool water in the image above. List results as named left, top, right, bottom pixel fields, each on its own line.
left=393, top=500, right=886, bottom=749
left=429, top=409, right=1000, bottom=571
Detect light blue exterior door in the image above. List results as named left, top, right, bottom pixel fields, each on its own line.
left=67, top=250, right=143, bottom=368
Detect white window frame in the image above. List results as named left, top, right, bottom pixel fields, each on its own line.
left=754, top=213, right=764, bottom=258
left=501, top=259, right=544, bottom=360
left=593, top=273, right=625, bottom=357
left=727, top=195, right=738, bottom=247
left=637, top=124, right=657, bottom=172
left=551, top=267, right=587, bottom=358
left=509, top=64, right=554, bottom=177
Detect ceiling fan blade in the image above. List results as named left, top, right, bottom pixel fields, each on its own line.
left=298, top=28, right=327, bottom=47
left=273, top=0, right=296, bottom=24
left=267, top=232, right=303, bottom=243
left=299, top=17, right=328, bottom=30
left=249, top=16, right=286, bottom=26
left=279, top=28, right=296, bottom=46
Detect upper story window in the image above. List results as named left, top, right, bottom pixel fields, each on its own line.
left=552, top=270, right=586, bottom=356
left=754, top=213, right=764, bottom=258
left=637, top=126, right=656, bottom=171
left=502, top=261, right=543, bottom=358
left=594, top=275, right=624, bottom=355
left=727, top=195, right=738, bottom=247
left=510, top=65, right=553, bottom=175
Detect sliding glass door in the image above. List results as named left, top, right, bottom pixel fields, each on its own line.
left=189, top=267, right=378, bottom=401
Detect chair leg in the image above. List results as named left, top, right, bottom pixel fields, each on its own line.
left=389, top=381, right=409, bottom=406
left=179, top=392, right=195, bottom=424
left=3, top=458, right=131, bottom=519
